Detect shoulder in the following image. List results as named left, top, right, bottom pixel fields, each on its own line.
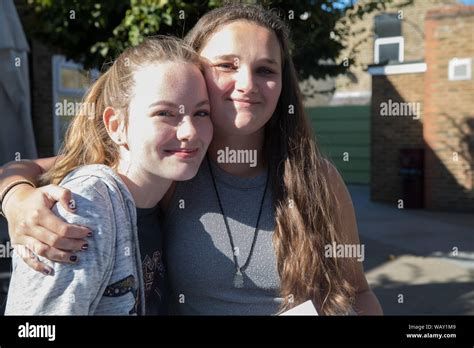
left=53, top=164, right=134, bottom=232
left=61, top=164, right=121, bottom=187
left=60, top=164, right=131, bottom=202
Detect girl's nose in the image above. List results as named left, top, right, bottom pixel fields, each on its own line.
left=234, top=66, right=257, bottom=94
left=176, top=116, right=197, bottom=141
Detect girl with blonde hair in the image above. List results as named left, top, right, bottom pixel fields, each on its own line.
left=4, top=37, right=212, bottom=315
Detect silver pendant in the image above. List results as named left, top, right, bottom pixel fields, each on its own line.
left=233, top=269, right=244, bottom=288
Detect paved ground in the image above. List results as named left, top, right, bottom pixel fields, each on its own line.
left=348, top=184, right=474, bottom=315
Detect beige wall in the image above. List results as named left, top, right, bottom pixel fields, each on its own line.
left=424, top=5, right=474, bottom=210
left=370, top=4, right=474, bottom=212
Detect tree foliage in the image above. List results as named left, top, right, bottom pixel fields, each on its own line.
left=24, top=0, right=412, bottom=79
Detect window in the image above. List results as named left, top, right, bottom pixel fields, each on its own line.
left=374, top=13, right=403, bottom=64
left=374, top=37, right=404, bottom=64
left=52, top=55, right=99, bottom=153
left=448, top=58, right=472, bottom=81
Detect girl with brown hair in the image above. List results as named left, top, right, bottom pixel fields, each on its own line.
left=0, top=4, right=381, bottom=315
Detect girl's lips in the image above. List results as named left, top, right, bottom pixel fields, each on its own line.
left=228, top=98, right=260, bottom=108
left=165, top=148, right=199, bottom=158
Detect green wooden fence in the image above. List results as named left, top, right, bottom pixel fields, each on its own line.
left=306, top=105, right=370, bottom=184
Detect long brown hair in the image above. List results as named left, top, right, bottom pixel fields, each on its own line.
left=185, top=3, right=356, bottom=315
left=42, top=37, right=202, bottom=185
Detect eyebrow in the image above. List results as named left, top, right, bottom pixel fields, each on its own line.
left=148, top=100, right=209, bottom=108
left=211, top=54, right=240, bottom=61
left=195, top=100, right=210, bottom=108
left=259, top=58, right=278, bottom=65
left=148, top=101, right=178, bottom=108
left=211, top=55, right=278, bottom=66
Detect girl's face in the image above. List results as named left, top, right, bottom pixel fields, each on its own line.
left=125, top=62, right=213, bottom=181
left=199, top=21, right=283, bottom=137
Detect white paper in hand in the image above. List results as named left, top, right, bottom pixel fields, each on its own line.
left=280, top=300, right=318, bottom=316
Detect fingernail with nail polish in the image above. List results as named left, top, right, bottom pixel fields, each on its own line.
left=43, top=269, right=50, bottom=275
left=70, top=255, right=77, bottom=262
left=87, top=231, right=92, bottom=237
left=81, top=243, right=88, bottom=251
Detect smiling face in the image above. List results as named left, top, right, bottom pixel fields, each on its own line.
left=124, top=61, right=213, bottom=181
left=199, top=20, right=283, bottom=137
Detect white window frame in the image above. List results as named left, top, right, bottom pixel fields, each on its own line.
left=374, top=36, right=404, bottom=64
left=52, top=55, right=99, bottom=153
left=448, top=57, right=472, bottom=81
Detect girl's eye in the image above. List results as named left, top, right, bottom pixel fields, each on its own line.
left=215, top=63, right=237, bottom=71
left=155, top=110, right=174, bottom=117
left=257, top=67, right=274, bottom=75
left=194, top=110, right=210, bottom=117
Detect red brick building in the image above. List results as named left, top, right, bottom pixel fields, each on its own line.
left=370, top=5, right=474, bottom=212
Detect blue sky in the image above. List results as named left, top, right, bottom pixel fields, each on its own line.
left=459, top=0, right=474, bottom=4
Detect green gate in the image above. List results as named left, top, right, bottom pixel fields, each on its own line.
left=306, top=106, right=370, bottom=184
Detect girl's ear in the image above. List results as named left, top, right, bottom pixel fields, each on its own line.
left=103, top=106, right=127, bottom=146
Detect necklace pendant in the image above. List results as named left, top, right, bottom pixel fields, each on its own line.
left=233, top=269, right=244, bottom=288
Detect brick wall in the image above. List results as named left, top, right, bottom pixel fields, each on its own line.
left=371, top=5, right=474, bottom=212
left=304, top=0, right=458, bottom=107
left=424, top=5, right=474, bottom=211
left=371, top=72, right=425, bottom=203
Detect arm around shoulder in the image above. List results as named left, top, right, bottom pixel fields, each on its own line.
left=5, top=176, right=116, bottom=315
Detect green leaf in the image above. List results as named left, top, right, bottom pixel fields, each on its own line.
left=162, top=12, right=172, bottom=26
left=100, top=45, right=109, bottom=57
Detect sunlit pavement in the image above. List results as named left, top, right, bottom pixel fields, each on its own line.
left=348, top=184, right=474, bottom=315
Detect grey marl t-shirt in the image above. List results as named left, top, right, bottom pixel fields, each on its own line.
left=163, top=158, right=284, bottom=315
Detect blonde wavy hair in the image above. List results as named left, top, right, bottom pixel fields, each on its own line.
left=41, top=37, right=202, bottom=185
left=185, top=4, right=356, bottom=315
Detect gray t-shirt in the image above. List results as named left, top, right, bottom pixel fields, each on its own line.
left=163, top=158, right=284, bottom=315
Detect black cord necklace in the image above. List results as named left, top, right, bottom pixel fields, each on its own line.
left=207, top=154, right=269, bottom=288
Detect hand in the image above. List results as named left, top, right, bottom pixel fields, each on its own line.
left=3, top=184, right=92, bottom=275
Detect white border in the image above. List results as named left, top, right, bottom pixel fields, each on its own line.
left=374, top=36, right=404, bottom=64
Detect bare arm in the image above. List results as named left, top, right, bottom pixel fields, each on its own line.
left=0, top=156, right=56, bottom=188
left=1, top=156, right=60, bottom=218
left=326, top=160, right=383, bottom=315
left=0, top=156, right=91, bottom=275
